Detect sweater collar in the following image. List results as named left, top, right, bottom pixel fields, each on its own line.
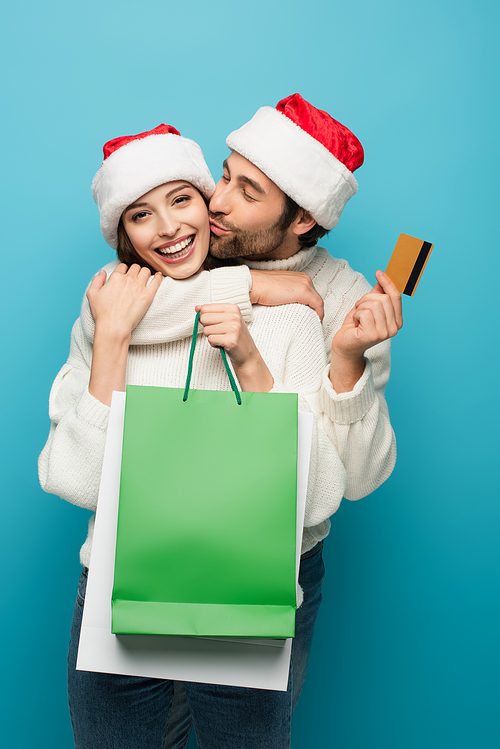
left=241, top=245, right=318, bottom=273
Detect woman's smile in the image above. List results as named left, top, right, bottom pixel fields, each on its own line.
left=154, top=234, right=195, bottom=261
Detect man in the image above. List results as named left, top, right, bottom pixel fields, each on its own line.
left=128, top=93, right=400, bottom=500
left=154, top=93, right=402, bottom=746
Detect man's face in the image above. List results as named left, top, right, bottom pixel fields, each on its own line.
left=209, top=152, right=297, bottom=261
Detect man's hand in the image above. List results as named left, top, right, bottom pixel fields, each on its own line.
left=329, top=270, right=403, bottom=393
left=249, top=270, right=324, bottom=321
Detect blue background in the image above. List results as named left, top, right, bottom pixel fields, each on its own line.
left=1, top=1, right=498, bottom=746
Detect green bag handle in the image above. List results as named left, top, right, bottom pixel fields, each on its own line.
left=183, top=310, right=242, bottom=405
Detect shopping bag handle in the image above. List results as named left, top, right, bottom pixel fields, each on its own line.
left=183, top=310, right=242, bottom=405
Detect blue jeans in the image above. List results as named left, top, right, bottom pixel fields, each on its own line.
left=68, top=542, right=325, bottom=749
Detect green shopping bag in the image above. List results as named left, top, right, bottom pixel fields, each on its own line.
left=111, top=311, right=298, bottom=639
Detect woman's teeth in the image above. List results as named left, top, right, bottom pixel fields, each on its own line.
left=156, top=236, right=194, bottom=258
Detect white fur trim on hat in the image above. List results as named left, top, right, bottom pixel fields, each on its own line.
left=91, top=133, right=215, bottom=249
left=226, top=107, right=358, bottom=230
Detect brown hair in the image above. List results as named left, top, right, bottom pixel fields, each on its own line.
left=279, top=194, right=329, bottom=250
left=116, top=219, right=157, bottom=273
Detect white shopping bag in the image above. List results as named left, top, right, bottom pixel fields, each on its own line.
left=76, top=391, right=312, bottom=691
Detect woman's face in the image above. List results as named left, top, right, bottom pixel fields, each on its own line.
left=121, top=182, right=210, bottom=278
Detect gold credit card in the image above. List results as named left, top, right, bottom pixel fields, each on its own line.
left=385, top=233, right=434, bottom=296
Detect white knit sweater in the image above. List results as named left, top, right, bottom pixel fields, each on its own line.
left=244, top=247, right=397, bottom=502
left=39, top=265, right=348, bottom=568
left=80, top=246, right=396, bottom=501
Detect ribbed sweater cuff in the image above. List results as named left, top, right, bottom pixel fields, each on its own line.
left=76, top=389, right=111, bottom=430
left=209, top=266, right=253, bottom=323
left=320, top=359, right=376, bottom=424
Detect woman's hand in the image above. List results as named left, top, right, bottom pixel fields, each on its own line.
left=87, top=263, right=163, bottom=342
left=87, top=264, right=162, bottom=406
left=196, top=303, right=274, bottom=392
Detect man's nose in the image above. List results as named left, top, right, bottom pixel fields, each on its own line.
left=209, top=179, right=231, bottom=215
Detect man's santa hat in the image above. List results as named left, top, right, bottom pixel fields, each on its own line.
left=226, top=94, right=364, bottom=230
left=91, top=124, right=215, bottom=249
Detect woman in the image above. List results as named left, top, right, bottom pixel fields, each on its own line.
left=39, top=124, right=346, bottom=748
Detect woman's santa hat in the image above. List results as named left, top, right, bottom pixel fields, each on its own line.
left=226, top=94, right=364, bottom=230
left=91, top=124, right=215, bottom=249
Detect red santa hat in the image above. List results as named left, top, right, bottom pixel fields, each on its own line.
left=91, top=124, right=215, bottom=249
left=226, top=94, right=364, bottom=230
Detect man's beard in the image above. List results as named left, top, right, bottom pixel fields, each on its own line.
left=209, top=213, right=289, bottom=260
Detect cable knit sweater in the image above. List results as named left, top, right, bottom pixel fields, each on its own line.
left=79, top=246, right=396, bottom=501
left=39, top=266, right=347, bottom=568
left=244, top=247, right=397, bottom=501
